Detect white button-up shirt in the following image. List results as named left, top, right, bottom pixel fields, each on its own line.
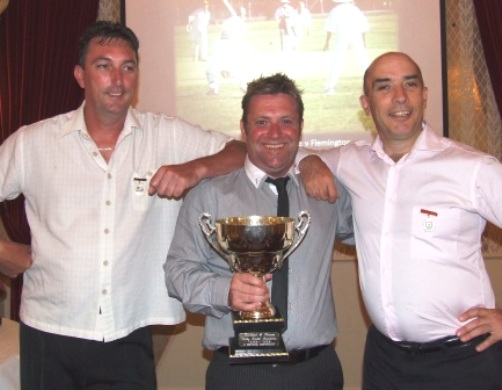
left=0, top=102, right=230, bottom=341
left=315, top=123, right=501, bottom=342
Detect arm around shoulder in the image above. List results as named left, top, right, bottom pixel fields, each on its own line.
left=195, top=139, right=246, bottom=180
left=148, top=140, right=246, bottom=199
left=298, top=154, right=339, bottom=203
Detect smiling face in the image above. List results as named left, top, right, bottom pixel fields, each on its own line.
left=241, top=93, right=302, bottom=178
left=360, top=52, right=428, bottom=151
left=74, top=37, right=138, bottom=123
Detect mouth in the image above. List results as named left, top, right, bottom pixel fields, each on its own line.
left=389, top=110, right=411, bottom=118
left=106, top=89, right=126, bottom=98
left=264, top=143, right=285, bottom=150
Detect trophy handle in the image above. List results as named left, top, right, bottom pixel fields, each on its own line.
left=282, top=210, right=311, bottom=259
left=199, top=213, right=236, bottom=269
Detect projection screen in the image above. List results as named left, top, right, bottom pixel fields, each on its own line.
left=123, top=0, right=446, bottom=148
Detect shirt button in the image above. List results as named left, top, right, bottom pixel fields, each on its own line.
left=102, top=289, right=108, bottom=295
left=104, top=228, right=110, bottom=234
left=93, top=151, right=98, bottom=157
left=103, top=260, right=109, bottom=266
left=105, top=200, right=111, bottom=206
left=108, top=173, right=112, bottom=179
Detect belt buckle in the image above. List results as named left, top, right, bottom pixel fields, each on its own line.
left=397, top=341, right=441, bottom=355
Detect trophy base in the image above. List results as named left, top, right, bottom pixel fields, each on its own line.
left=228, top=337, right=289, bottom=364
left=227, top=311, right=289, bottom=365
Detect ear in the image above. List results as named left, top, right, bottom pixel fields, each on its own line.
left=359, top=95, right=371, bottom=116
left=74, top=65, right=85, bottom=89
left=240, top=120, right=247, bottom=142
left=423, top=86, right=428, bottom=110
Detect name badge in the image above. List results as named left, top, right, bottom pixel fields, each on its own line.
left=420, top=209, right=438, bottom=232
left=132, top=171, right=153, bottom=196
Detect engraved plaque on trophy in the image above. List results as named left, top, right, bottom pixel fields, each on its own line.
left=199, top=211, right=310, bottom=364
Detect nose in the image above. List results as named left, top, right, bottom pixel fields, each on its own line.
left=268, top=122, right=282, bottom=138
left=110, top=68, right=124, bottom=85
left=393, top=85, right=407, bottom=104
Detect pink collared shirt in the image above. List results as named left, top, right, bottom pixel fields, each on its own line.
left=316, top=123, right=501, bottom=342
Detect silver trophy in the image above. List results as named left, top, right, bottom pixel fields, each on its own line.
left=199, top=211, right=311, bottom=363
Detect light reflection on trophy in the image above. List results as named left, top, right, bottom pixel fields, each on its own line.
left=199, top=211, right=310, bottom=364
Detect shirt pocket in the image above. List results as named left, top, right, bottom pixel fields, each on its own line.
left=131, top=172, right=159, bottom=211
left=410, top=207, right=460, bottom=259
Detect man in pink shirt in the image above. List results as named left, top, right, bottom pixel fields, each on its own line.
left=299, top=51, right=502, bottom=389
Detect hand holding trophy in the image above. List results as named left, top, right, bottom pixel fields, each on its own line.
left=199, top=211, right=310, bottom=364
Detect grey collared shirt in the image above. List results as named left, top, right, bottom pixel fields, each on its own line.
left=164, top=162, right=353, bottom=350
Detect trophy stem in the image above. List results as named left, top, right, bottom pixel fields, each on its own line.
left=240, top=300, right=276, bottom=319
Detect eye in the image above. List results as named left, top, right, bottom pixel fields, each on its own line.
left=281, top=118, right=294, bottom=125
left=376, top=84, right=390, bottom=91
left=404, top=80, right=419, bottom=88
left=123, top=64, right=137, bottom=72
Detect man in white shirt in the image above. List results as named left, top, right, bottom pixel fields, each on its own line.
left=0, top=21, right=245, bottom=389
left=323, top=0, right=370, bottom=95
left=299, top=51, right=502, bottom=389
left=205, top=6, right=248, bottom=95
left=274, top=0, right=298, bottom=52
left=187, top=1, right=211, bottom=61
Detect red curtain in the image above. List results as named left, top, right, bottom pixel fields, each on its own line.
left=0, top=0, right=100, bottom=320
left=473, top=1, right=502, bottom=124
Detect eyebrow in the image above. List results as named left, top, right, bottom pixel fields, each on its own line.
left=372, top=74, right=421, bottom=87
left=92, top=57, right=137, bottom=65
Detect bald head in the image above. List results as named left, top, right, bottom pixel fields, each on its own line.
left=363, top=52, right=423, bottom=96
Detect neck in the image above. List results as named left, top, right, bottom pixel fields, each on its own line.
left=387, top=151, right=406, bottom=162
left=83, top=103, right=127, bottom=138
left=381, top=134, right=420, bottom=163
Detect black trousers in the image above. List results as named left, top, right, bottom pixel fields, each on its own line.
left=363, top=325, right=502, bottom=390
left=206, top=345, right=344, bottom=390
left=20, top=322, right=156, bottom=390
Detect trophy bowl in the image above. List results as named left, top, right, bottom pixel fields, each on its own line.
left=200, top=212, right=310, bottom=319
left=215, top=215, right=294, bottom=276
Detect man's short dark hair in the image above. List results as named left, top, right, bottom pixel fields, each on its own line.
left=241, top=73, right=304, bottom=126
left=78, top=21, right=140, bottom=68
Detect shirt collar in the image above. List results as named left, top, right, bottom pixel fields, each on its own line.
left=370, top=122, right=446, bottom=161
left=244, top=156, right=299, bottom=189
left=59, top=102, right=143, bottom=140
left=59, top=101, right=87, bottom=138
left=411, top=122, right=447, bottom=152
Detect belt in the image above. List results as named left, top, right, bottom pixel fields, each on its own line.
left=381, top=331, right=490, bottom=355
left=288, top=344, right=330, bottom=363
left=216, top=344, right=330, bottom=364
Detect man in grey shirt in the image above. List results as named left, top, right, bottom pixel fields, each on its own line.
left=164, top=73, right=353, bottom=389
